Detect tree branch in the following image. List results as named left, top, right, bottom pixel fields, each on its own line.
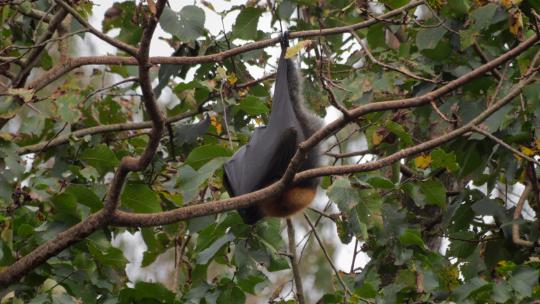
left=13, top=6, right=68, bottom=87
left=512, top=183, right=537, bottom=247
left=53, top=0, right=139, bottom=57
left=110, top=34, right=539, bottom=227
left=286, top=219, right=305, bottom=304
left=471, top=126, right=540, bottom=166
left=26, top=0, right=425, bottom=92
left=0, top=0, right=168, bottom=287
left=304, top=214, right=351, bottom=296
left=18, top=108, right=200, bottom=155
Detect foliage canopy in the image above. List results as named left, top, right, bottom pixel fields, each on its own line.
left=1, top=0, right=540, bottom=303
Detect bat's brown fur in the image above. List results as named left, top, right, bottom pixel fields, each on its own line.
left=260, top=187, right=317, bottom=218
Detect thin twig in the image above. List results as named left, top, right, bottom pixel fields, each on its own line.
left=512, top=183, right=536, bottom=247
left=53, top=0, right=138, bottom=56
left=350, top=238, right=359, bottom=274
left=219, top=80, right=234, bottom=149
left=430, top=100, right=456, bottom=123
left=80, top=77, right=139, bottom=105
left=325, top=148, right=373, bottom=159
left=471, top=126, right=540, bottom=166
left=286, top=219, right=305, bottom=304
left=304, top=214, right=352, bottom=296
left=349, top=30, right=438, bottom=83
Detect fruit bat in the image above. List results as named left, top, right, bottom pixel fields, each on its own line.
left=223, top=36, right=321, bottom=224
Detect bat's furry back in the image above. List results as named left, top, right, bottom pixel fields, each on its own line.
left=285, top=59, right=322, bottom=189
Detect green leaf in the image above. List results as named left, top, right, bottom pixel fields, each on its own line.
left=55, top=94, right=82, bottom=123
left=65, top=185, right=102, bottom=212
left=217, top=285, right=245, bottom=304
left=447, top=231, right=477, bottom=258
left=449, top=0, right=470, bottom=15
left=173, top=115, right=211, bottom=146
left=419, top=179, right=446, bottom=207
left=121, top=183, right=162, bottom=213
left=508, top=268, right=539, bottom=298
left=268, top=254, right=289, bottom=272
left=367, top=23, right=385, bottom=49
left=381, top=0, right=410, bottom=9
left=237, top=96, right=269, bottom=115
left=0, top=97, right=20, bottom=119
left=196, top=233, right=234, bottom=264
left=185, top=144, right=231, bottom=170
left=119, top=281, right=175, bottom=303
left=365, top=176, right=394, bottom=189
left=327, top=178, right=360, bottom=211
left=471, top=198, right=506, bottom=222
left=232, top=7, right=263, bottom=40
left=402, top=183, right=426, bottom=207
left=492, top=281, right=512, bottom=303
left=51, top=193, right=81, bottom=222
left=277, top=1, right=295, bottom=20
left=431, top=148, right=459, bottom=172
left=399, top=228, right=425, bottom=247
left=160, top=5, right=205, bottom=40
left=453, top=277, right=488, bottom=301
left=459, top=28, right=478, bottom=51
left=80, top=144, right=119, bottom=174
left=471, top=3, right=498, bottom=31
left=416, top=26, right=447, bottom=50
left=385, top=121, right=413, bottom=145
left=87, top=241, right=127, bottom=270
left=178, top=157, right=226, bottom=202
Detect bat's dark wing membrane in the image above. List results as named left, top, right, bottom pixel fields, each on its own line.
left=224, top=55, right=307, bottom=224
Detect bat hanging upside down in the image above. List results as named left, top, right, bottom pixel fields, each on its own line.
left=223, top=35, right=322, bottom=224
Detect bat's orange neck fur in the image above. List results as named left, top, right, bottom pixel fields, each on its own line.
left=260, top=187, right=317, bottom=218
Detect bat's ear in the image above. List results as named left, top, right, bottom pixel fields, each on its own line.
left=280, top=31, right=290, bottom=50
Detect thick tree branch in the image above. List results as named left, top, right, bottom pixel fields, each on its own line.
left=18, top=72, right=276, bottom=155
left=26, top=0, right=424, bottom=91
left=296, top=74, right=537, bottom=181
left=112, top=54, right=535, bottom=227
left=0, top=0, right=168, bottom=288
left=280, top=34, right=539, bottom=185
left=1, top=3, right=537, bottom=288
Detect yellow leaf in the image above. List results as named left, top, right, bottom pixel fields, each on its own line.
left=0, top=132, right=13, bottom=141
left=502, top=0, right=523, bottom=7
left=475, top=0, right=488, bottom=6
left=372, top=131, right=383, bottom=146
left=210, top=116, right=222, bottom=134
left=238, top=88, right=248, bottom=97
left=415, top=154, right=432, bottom=169
left=216, top=67, right=227, bottom=80
left=535, top=139, right=540, bottom=151
left=147, top=0, right=157, bottom=15
left=8, top=88, right=34, bottom=103
left=227, top=73, right=237, bottom=85
left=200, top=0, right=215, bottom=12
left=508, top=9, right=523, bottom=38
left=520, top=146, right=535, bottom=156
left=284, top=40, right=313, bottom=59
